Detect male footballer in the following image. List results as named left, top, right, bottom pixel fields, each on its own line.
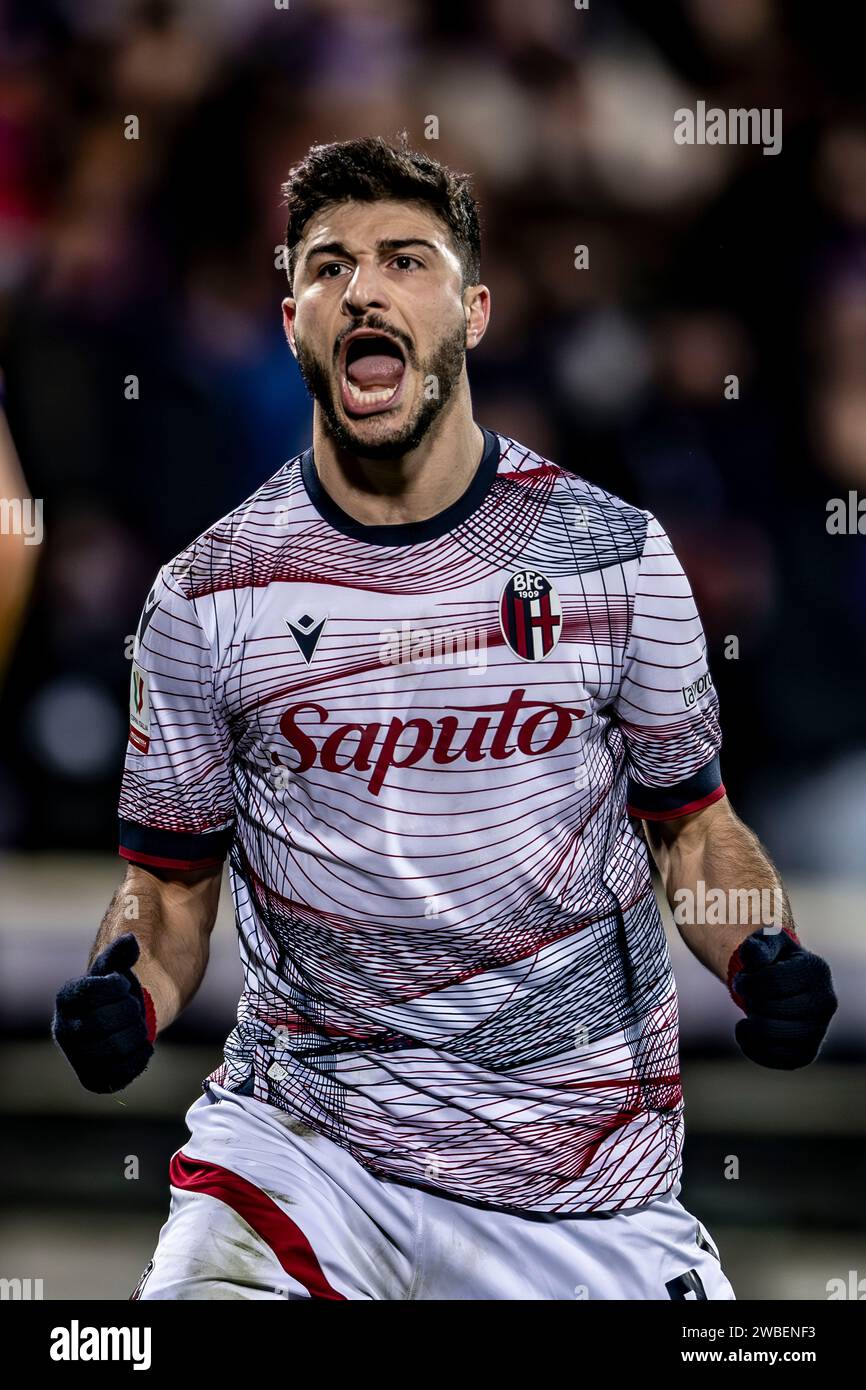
left=52, top=136, right=837, bottom=1300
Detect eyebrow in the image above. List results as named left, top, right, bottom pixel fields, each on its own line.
left=376, top=238, right=440, bottom=256
left=303, top=237, right=441, bottom=266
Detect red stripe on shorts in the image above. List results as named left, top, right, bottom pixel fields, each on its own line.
left=169, top=1151, right=347, bottom=1300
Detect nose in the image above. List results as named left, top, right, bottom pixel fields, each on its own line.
left=340, top=260, right=390, bottom=319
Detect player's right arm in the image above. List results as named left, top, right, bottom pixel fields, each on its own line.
left=91, top=859, right=223, bottom=1030
left=52, top=560, right=235, bottom=1093
left=53, top=861, right=222, bottom=1094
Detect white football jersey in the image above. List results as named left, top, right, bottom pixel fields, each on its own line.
left=119, top=427, right=724, bottom=1214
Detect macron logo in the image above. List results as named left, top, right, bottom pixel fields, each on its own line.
left=50, top=1321, right=151, bottom=1371
left=286, top=613, right=327, bottom=665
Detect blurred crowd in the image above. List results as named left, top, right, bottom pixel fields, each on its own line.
left=1, top=0, right=865, bottom=877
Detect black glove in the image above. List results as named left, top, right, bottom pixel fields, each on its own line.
left=52, top=934, right=156, bottom=1093
left=728, top=927, right=837, bottom=1070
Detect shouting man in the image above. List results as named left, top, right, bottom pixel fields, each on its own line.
left=53, top=136, right=836, bottom=1301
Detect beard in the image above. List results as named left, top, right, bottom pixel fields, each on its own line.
left=294, top=312, right=468, bottom=460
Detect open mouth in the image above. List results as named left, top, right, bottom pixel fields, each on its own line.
left=338, top=331, right=407, bottom=417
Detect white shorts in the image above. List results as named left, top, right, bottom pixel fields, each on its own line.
left=132, top=1083, right=735, bottom=1301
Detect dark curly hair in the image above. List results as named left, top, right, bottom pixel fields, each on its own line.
left=281, top=133, right=481, bottom=290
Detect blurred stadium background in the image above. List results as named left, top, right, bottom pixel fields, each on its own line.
left=1, top=0, right=865, bottom=1300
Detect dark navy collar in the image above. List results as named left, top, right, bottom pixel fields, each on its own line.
left=300, top=426, right=501, bottom=547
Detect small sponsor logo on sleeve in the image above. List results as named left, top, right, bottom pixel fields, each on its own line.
left=683, top=672, right=713, bottom=707
left=129, top=662, right=150, bottom=752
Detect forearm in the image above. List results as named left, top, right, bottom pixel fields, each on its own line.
left=90, top=865, right=219, bottom=1033
left=647, top=801, right=794, bottom=982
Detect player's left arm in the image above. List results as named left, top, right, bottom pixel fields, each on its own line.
left=615, top=511, right=837, bottom=1070
left=644, top=793, right=838, bottom=1069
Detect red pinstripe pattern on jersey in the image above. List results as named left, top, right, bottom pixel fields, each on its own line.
left=117, top=433, right=722, bottom=1214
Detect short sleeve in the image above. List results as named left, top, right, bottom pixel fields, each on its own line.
left=118, top=566, right=235, bottom=869
left=614, top=514, right=725, bottom=821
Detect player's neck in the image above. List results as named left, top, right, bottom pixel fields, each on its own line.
left=310, top=394, right=485, bottom=528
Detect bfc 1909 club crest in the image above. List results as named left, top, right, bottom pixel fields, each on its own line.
left=499, top=570, right=562, bottom=661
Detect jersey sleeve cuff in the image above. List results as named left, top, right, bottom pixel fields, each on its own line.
left=626, top=756, right=725, bottom=821
left=118, top=817, right=233, bottom=870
